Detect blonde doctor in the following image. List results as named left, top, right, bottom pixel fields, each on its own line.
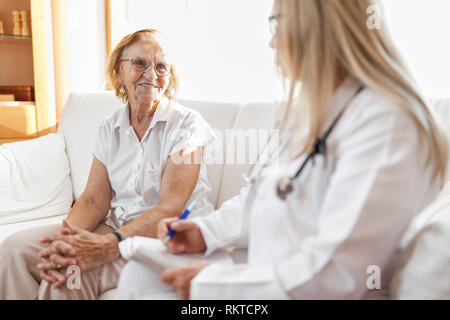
left=116, top=0, right=448, bottom=299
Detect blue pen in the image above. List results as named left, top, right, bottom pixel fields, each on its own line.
left=162, top=201, right=196, bottom=245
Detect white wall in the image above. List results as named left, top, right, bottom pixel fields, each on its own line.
left=64, top=0, right=107, bottom=92
left=52, top=0, right=107, bottom=119
left=382, top=0, right=450, bottom=98
left=110, top=0, right=450, bottom=102
left=110, top=0, right=283, bottom=103
left=51, top=0, right=106, bottom=118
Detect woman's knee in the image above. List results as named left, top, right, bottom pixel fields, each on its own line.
left=0, top=224, right=60, bottom=264
left=116, top=261, right=140, bottom=299
left=116, top=261, right=167, bottom=299
left=0, top=232, right=29, bottom=260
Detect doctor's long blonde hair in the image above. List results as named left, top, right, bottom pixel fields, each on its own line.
left=274, top=0, right=448, bottom=183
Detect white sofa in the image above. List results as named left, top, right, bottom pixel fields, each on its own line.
left=0, top=91, right=279, bottom=299
left=1, top=92, right=450, bottom=299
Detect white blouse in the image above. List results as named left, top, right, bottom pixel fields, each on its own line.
left=94, top=98, right=217, bottom=229
left=190, top=77, right=441, bottom=299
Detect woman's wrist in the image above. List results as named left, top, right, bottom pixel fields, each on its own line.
left=104, top=233, right=121, bottom=261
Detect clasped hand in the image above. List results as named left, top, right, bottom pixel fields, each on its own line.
left=37, top=219, right=118, bottom=288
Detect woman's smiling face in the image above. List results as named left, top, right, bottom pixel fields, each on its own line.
left=118, top=39, right=171, bottom=106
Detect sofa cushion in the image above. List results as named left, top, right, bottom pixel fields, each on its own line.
left=176, top=99, right=240, bottom=207
left=388, top=99, right=450, bottom=299
left=57, top=92, right=124, bottom=200
left=390, top=181, right=450, bottom=299
left=217, top=101, right=279, bottom=207
left=0, top=134, right=73, bottom=225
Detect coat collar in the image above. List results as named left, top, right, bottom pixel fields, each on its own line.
left=324, top=76, right=364, bottom=130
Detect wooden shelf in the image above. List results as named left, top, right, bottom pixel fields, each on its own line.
left=0, top=101, right=35, bottom=107
left=0, top=137, right=34, bottom=145
left=0, top=0, right=56, bottom=144
left=0, top=33, right=32, bottom=44
left=0, top=103, right=37, bottom=139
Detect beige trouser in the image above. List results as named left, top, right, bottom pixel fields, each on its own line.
left=0, top=222, right=126, bottom=300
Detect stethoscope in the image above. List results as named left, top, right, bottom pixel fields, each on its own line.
left=243, top=86, right=364, bottom=201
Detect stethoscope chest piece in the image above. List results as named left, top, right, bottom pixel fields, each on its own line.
left=276, top=176, right=294, bottom=200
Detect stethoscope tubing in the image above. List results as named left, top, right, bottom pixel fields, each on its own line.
left=244, top=86, right=364, bottom=201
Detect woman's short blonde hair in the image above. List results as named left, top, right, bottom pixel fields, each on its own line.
left=106, top=29, right=179, bottom=103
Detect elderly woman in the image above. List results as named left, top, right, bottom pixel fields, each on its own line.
left=0, top=29, right=216, bottom=299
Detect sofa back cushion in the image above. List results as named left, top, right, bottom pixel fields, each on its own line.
left=216, top=101, right=280, bottom=207
left=58, top=92, right=242, bottom=208
left=176, top=99, right=240, bottom=207
left=57, top=92, right=123, bottom=200
left=0, top=134, right=73, bottom=224
left=390, top=181, right=450, bottom=299
left=389, top=98, right=450, bottom=298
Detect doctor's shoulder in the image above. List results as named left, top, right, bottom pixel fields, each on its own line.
left=339, top=88, right=425, bottom=143
left=337, top=87, right=446, bottom=182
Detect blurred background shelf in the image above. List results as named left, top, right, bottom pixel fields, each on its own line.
left=0, top=0, right=56, bottom=144
left=0, top=101, right=35, bottom=106
left=0, top=86, right=34, bottom=101
left=0, top=33, right=32, bottom=44
left=0, top=102, right=37, bottom=141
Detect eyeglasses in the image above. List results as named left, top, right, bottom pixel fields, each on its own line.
left=119, top=57, right=171, bottom=76
left=268, top=14, right=281, bottom=36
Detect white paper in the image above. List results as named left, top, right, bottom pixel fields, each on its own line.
left=119, top=236, right=233, bottom=272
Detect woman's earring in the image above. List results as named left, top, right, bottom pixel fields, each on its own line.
left=276, top=176, right=294, bottom=200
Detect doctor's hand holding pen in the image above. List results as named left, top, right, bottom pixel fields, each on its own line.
left=156, top=201, right=207, bottom=255
left=157, top=201, right=209, bottom=299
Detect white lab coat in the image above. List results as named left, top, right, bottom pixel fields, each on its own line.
left=189, top=77, right=440, bottom=299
